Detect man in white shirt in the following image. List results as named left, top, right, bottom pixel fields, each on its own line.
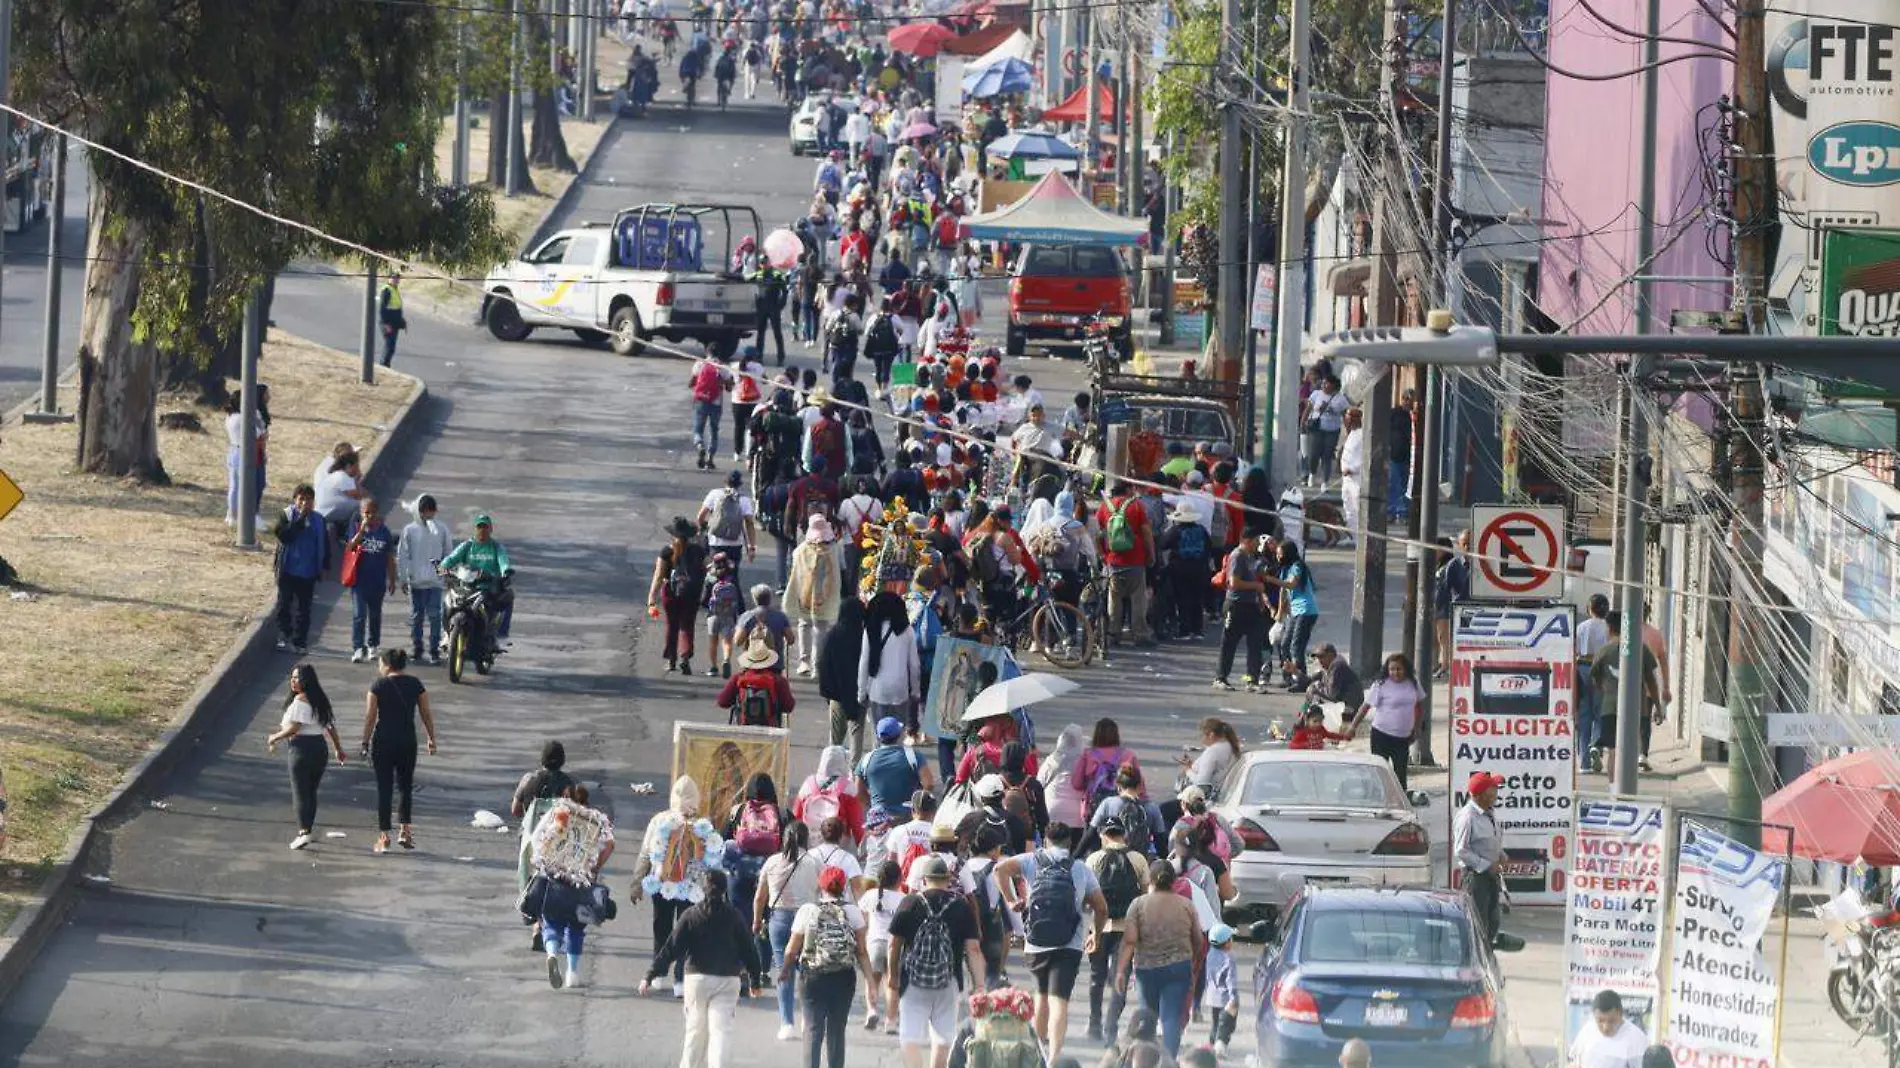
left=1568, top=990, right=1650, bottom=1068
left=1010, top=374, right=1044, bottom=427
left=396, top=494, right=455, bottom=663
left=1337, top=407, right=1364, bottom=544
left=1575, top=593, right=1611, bottom=771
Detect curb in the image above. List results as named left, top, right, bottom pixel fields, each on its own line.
left=0, top=366, right=430, bottom=1007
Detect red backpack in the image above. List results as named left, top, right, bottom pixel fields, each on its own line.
left=935, top=212, right=959, bottom=249
left=692, top=361, right=726, bottom=403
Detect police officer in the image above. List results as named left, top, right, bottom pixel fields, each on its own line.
left=378, top=273, right=406, bottom=368
left=1454, top=771, right=1505, bottom=946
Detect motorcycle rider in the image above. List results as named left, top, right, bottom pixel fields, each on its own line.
left=440, top=513, right=516, bottom=647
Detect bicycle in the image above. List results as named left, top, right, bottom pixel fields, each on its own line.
left=1074, top=569, right=1113, bottom=667
left=986, top=579, right=1092, bottom=669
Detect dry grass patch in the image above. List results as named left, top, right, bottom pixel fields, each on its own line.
left=0, top=333, right=415, bottom=904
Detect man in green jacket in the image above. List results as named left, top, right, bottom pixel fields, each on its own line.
left=442, top=513, right=515, bottom=642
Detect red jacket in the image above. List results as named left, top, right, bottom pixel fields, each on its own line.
left=1289, top=725, right=1350, bottom=750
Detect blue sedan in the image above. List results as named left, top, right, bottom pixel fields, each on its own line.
left=1252, top=888, right=1516, bottom=1068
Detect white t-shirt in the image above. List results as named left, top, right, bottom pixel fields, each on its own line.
left=791, top=899, right=866, bottom=938
left=314, top=469, right=358, bottom=520
left=226, top=412, right=253, bottom=450
left=1008, top=848, right=1102, bottom=953
left=280, top=696, right=322, bottom=731
left=699, top=487, right=757, bottom=547
left=857, top=888, right=905, bottom=949
left=1568, top=1019, right=1649, bottom=1068
left=808, top=842, right=864, bottom=883
left=761, top=851, right=821, bottom=911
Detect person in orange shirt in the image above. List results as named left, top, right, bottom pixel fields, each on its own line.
left=1288, top=706, right=1353, bottom=750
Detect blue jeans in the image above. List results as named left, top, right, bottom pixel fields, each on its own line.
left=352, top=589, right=385, bottom=650
left=1135, top=958, right=1194, bottom=1057
left=770, top=907, right=798, bottom=1026
left=694, top=400, right=722, bottom=454
left=409, top=586, right=444, bottom=655
left=1576, top=665, right=1600, bottom=754
left=1388, top=460, right=1409, bottom=517
left=543, top=918, right=585, bottom=960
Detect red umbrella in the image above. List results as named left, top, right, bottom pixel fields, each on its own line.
left=888, top=22, right=954, bottom=57
left=1762, top=748, right=1900, bottom=864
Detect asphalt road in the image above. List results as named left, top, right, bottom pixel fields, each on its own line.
left=0, top=150, right=89, bottom=412
left=0, top=93, right=1464, bottom=1068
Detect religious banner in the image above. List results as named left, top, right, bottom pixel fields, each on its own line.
left=671, top=722, right=790, bottom=824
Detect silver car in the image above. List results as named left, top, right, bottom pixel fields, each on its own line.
left=1213, top=749, right=1432, bottom=920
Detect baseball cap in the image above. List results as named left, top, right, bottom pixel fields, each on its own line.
left=975, top=774, right=1007, bottom=801
left=1208, top=923, right=1235, bottom=946
left=1467, top=771, right=1506, bottom=795
left=473, top=513, right=493, bottom=527
left=876, top=716, right=904, bottom=741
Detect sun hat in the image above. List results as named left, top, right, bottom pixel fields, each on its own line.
left=737, top=637, right=780, bottom=671
left=915, top=853, right=953, bottom=883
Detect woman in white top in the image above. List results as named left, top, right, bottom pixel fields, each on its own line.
left=856, top=591, right=921, bottom=728
left=223, top=392, right=265, bottom=525
left=856, top=859, right=906, bottom=1029
left=1177, top=717, right=1243, bottom=795
left=918, top=300, right=952, bottom=362
left=948, top=241, right=982, bottom=326
left=1351, top=653, right=1427, bottom=792
left=783, top=866, right=875, bottom=1058
left=756, top=821, right=821, bottom=1036
left=264, top=663, right=347, bottom=850
left=1038, top=723, right=1091, bottom=827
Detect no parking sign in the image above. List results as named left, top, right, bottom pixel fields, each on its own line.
left=1470, top=504, right=1565, bottom=601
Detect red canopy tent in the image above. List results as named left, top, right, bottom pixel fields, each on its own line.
left=1040, top=83, right=1116, bottom=123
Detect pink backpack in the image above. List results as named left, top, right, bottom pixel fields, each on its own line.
left=734, top=799, right=782, bottom=856
left=801, top=777, right=848, bottom=837
left=1179, top=811, right=1240, bottom=864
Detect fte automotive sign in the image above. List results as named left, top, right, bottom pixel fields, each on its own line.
left=1448, top=604, right=1578, bottom=906
left=1470, top=505, right=1566, bottom=601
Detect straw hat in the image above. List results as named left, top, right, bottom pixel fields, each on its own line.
left=737, top=637, right=780, bottom=671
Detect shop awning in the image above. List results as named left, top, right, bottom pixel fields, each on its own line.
left=960, top=170, right=1148, bottom=246
left=1041, top=83, right=1115, bottom=123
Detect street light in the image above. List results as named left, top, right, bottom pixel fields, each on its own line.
left=1313, top=309, right=1501, bottom=366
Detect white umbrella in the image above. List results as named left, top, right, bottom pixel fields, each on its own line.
left=962, top=672, right=1080, bottom=722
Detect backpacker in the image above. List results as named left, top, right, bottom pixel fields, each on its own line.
left=966, top=857, right=1008, bottom=947
left=706, top=574, right=740, bottom=617
left=692, top=360, right=725, bottom=403
left=935, top=212, right=959, bottom=249
left=666, top=542, right=705, bottom=598
left=1104, top=801, right=1155, bottom=857
left=734, top=674, right=778, bottom=727
left=809, top=420, right=846, bottom=479
left=969, top=534, right=1003, bottom=586
left=796, top=475, right=839, bottom=530
left=1095, top=847, right=1141, bottom=920
left=1175, top=522, right=1208, bottom=561
left=826, top=314, right=860, bottom=355
left=734, top=799, right=782, bottom=856
left=1105, top=498, right=1137, bottom=553
left=1023, top=850, right=1081, bottom=948
left=800, top=778, right=847, bottom=836
left=901, top=892, right=959, bottom=990
left=1081, top=754, right=1126, bottom=820
left=866, top=313, right=899, bottom=356
left=709, top=489, right=745, bottom=542
left=801, top=900, right=858, bottom=974
left=963, top=1013, right=1043, bottom=1068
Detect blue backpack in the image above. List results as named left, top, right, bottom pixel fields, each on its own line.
left=1176, top=523, right=1208, bottom=561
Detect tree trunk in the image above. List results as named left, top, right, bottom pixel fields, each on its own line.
left=529, top=86, right=576, bottom=172
left=486, top=90, right=538, bottom=193
left=157, top=197, right=236, bottom=407
left=75, top=189, right=168, bottom=483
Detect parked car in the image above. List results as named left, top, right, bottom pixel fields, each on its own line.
left=1253, top=888, right=1516, bottom=1068
left=1213, top=750, right=1432, bottom=921
left=1006, top=243, right=1134, bottom=359
left=789, top=95, right=856, bottom=155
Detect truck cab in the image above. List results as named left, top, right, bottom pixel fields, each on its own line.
left=482, top=203, right=764, bottom=358
left=1090, top=363, right=1242, bottom=470
left=1006, top=243, right=1135, bottom=360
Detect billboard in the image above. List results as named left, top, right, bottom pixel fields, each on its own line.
left=1561, top=797, right=1669, bottom=1051
left=1447, top=604, right=1578, bottom=905
left=1819, top=226, right=1900, bottom=336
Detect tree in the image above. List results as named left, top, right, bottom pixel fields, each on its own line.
left=15, top=0, right=508, bottom=481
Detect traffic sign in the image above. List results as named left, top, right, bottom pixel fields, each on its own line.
left=1470, top=504, right=1565, bottom=600
left=0, top=468, right=20, bottom=524
left=1062, top=48, right=1083, bottom=77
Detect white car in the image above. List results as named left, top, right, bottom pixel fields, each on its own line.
left=1213, top=749, right=1433, bottom=920
left=789, top=95, right=856, bottom=155
left=481, top=203, right=762, bottom=357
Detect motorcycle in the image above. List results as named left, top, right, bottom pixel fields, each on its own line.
left=442, top=565, right=509, bottom=683
left=1817, top=888, right=1899, bottom=1036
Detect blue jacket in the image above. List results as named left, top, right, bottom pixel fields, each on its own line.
left=274, top=505, right=330, bottom=579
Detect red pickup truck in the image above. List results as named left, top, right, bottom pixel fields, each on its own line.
left=1005, top=244, right=1135, bottom=360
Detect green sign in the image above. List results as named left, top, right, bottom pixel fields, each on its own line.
left=1819, top=227, right=1900, bottom=337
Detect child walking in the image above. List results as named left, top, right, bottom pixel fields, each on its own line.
left=703, top=552, right=742, bottom=678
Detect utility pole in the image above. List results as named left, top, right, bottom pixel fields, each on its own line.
left=506, top=0, right=525, bottom=197
left=1725, top=0, right=1772, bottom=846
left=361, top=264, right=378, bottom=385
left=452, top=17, right=469, bottom=188
left=579, top=0, right=597, bottom=121
left=1160, top=132, right=1176, bottom=346
left=1116, top=11, right=1130, bottom=209
left=1241, top=0, right=1262, bottom=458
left=1083, top=9, right=1100, bottom=189
left=1271, top=0, right=1311, bottom=493
left=237, top=289, right=261, bottom=549
left=1611, top=0, right=1664, bottom=795
left=1408, top=0, right=1458, bottom=766
left=1351, top=0, right=1406, bottom=676
left=31, top=135, right=66, bottom=420
left=1215, top=0, right=1246, bottom=381
left=1127, top=50, right=1144, bottom=217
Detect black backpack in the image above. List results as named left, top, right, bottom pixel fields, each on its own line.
left=1095, top=848, right=1141, bottom=921
left=866, top=314, right=899, bottom=355
left=665, top=542, right=705, bottom=598
left=1024, top=851, right=1081, bottom=948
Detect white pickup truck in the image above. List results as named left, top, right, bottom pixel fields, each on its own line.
left=481, top=203, right=764, bottom=358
